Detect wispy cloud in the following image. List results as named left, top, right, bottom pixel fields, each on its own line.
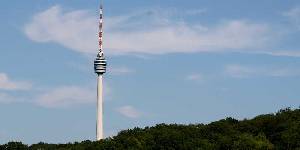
left=0, top=73, right=32, bottom=91
left=225, top=65, right=256, bottom=78
left=25, top=5, right=277, bottom=55
left=109, top=66, right=135, bottom=75
left=116, top=105, right=142, bottom=119
left=0, top=93, right=17, bottom=104
left=185, top=73, right=204, bottom=82
left=0, top=73, right=30, bottom=104
left=224, top=64, right=300, bottom=78
left=283, top=6, right=300, bottom=30
left=35, top=83, right=112, bottom=108
left=24, top=6, right=97, bottom=54
left=35, top=86, right=95, bottom=108
left=259, top=51, right=300, bottom=57
left=0, top=72, right=112, bottom=108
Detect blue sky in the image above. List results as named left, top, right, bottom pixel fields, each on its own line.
left=1, top=0, right=300, bottom=144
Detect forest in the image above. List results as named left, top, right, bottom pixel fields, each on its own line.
left=1, top=108, right=299, bottom=150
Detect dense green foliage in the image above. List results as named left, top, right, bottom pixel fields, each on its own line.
left=1, top=108, right=299, bottom=150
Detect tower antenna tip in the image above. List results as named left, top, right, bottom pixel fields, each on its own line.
left=100, top=0, right=103, bottom=8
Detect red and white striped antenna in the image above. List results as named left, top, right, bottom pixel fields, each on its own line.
left=98, top=1, right=104, bottom=58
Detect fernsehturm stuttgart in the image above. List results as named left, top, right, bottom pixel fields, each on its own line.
left=94, top=2, right=107, bottom=141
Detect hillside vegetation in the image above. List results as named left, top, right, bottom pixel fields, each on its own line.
left=1, top=108, right=299, bottom=150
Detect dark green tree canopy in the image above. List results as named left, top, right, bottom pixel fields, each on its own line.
left=1, top=108, right=299, bottom=150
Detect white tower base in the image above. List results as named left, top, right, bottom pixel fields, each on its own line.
left=96, top=75, right=103, bottom=140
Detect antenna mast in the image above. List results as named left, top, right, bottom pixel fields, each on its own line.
left=98, top=1, right=104, bottom=58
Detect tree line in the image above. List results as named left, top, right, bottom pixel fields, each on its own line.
left=1, top=108, right=299, bottom=150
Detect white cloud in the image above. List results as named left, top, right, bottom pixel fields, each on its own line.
left=0, top=73, right=32, bottom=90
left=283, top=6, right=300, bottom=29
left=116, top=105, right=142, bottom=119
left=107, top=20, right=272, bottom=54
left=0, top=93, right=17, bottom=104
left=225, top=64, right=300, bottom=78
left=25, top=5, right=275, bottom=55
left=109, top=66, right=135, bottom=75
left=35, top=86, right=95, bottom=108
left=259, top=51, right=300, bottom=57
left=35, top=84, right=112, bottom=108
left=24, top=6, right=97, bottom=54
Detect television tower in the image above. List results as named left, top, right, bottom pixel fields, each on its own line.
left=94, top=1, right=107, bottom=141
